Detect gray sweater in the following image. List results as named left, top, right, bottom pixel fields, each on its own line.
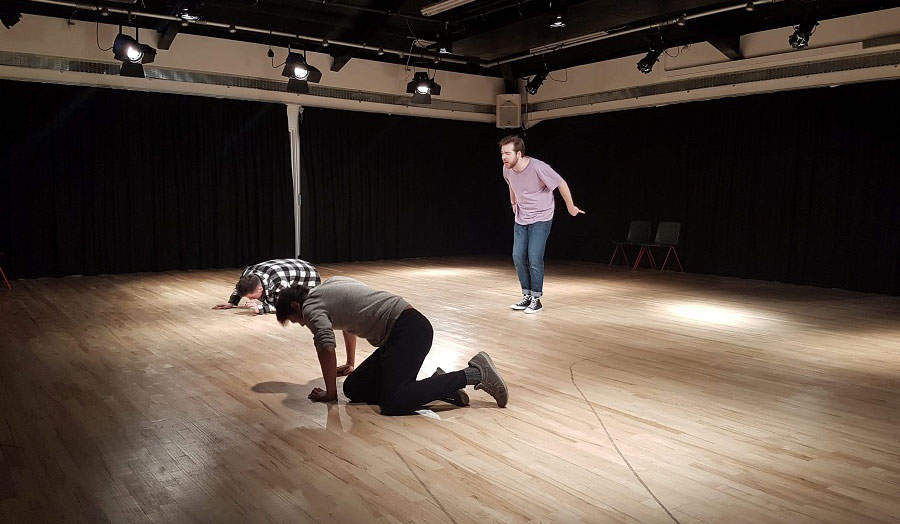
left=302, top=276, right=410, bottom=352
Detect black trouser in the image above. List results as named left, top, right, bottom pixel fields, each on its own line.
left=343, top=308, right=467, bottom=416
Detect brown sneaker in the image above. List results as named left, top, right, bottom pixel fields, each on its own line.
left=467, top=352, right=509, bottom=407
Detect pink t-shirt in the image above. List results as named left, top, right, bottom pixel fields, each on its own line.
left=503, top=157, right=563, bottom=225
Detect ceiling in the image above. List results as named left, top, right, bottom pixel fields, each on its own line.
left=7, top=0, right=900, bottom=81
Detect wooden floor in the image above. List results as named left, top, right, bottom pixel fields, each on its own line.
left=1, top=256, right=899, bottom=523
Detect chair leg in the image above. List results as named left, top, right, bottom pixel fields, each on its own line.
left=670, top=247, right=684, bottom=273
left=0, top=265, right=9, bottom=290
left=661, top=247, right=684, bottom=273
left=608, top=244, right=629, bottom=268
left=661, top=248, right=672, bottom=271
left=632, top=247, right=645, bottom=271
left=647, top=248, right=657, bottom=270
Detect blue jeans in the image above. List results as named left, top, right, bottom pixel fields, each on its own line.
left=512, top=219, right=553, bottom=298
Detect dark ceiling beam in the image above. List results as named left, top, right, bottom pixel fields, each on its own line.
left=453, top=0, right=540, bottom=24
left=157, top=21, right=180, bottom=50
left=156, top=0, right=192, bottom=50
left=330, top=53, right=353, bottom=72
left=330, top=0, right=409, bottom=72
left=500, top=63, right=517, bottom=93
left=707, top=35, right=742, bottom=60
left=636, top=31, right=654, bottom=47
left=295, top=0, right=440, bottom=25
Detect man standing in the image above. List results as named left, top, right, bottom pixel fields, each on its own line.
left=500, top=135, right=584, bottom=313
left=213, top=258, right=320, bottom=315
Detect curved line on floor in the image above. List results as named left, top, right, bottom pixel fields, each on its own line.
left=570, top=358, right=682, bottom=524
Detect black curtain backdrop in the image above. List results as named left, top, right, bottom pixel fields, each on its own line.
left=0, top=80, right=294, bottom=279
left=3, top=79, right=897, bottom=295
left=299, top=107, right=509, bottom=262
left=525, top=80, right=900, bottom=295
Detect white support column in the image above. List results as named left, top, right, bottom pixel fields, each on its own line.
left=286, top=104, right=303, bottom=257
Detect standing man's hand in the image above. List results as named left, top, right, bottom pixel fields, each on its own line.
left=567, top=205, right=585, bottom=216
left=511, top=203, right=518, bottom=215
left=212, top=304, right=235, bottom=310
left=335, top=364, right=355, bottom=377
left=557, top=180, right=583, bottom=218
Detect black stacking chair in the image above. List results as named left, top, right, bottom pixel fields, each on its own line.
left=608, top=220, right=652, bottom=269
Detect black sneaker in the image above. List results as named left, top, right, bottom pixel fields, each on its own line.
left=510, top=295, right=532, bottom=310
left=432, top=367, right=469, bottom=407
left=524, top=296, right=542, bottom=314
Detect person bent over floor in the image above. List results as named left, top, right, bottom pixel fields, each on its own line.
left=275, top=276, right=509, bottom=415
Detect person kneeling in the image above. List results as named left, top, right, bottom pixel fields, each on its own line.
left=275, top=277, right=509, bottom=415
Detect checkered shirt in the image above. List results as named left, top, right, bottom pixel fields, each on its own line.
left=227, top=258, right=321, bottom=313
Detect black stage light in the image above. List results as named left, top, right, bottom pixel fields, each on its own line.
left=637, top=45, right=664, bottom=74
left=406, top=72, right=441, bottom=104
left=789, top=18, right=818, bottom=49
left=281, top=52, right=323, bottom=94
left=113, top=31, right=157, bottom=78
left=525, top=70, right=548, bottom=95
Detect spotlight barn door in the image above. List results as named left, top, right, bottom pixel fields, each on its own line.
left=496, top=94, right=521, bottom=129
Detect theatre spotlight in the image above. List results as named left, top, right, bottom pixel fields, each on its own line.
left=113, top=31, right=157, bottom=78
left=281, top=52, right=323, bottom=94
left=406, top=72, right=441, bottom=104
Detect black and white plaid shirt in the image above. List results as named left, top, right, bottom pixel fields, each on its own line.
left=227, top=258, right=321, bottom=314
